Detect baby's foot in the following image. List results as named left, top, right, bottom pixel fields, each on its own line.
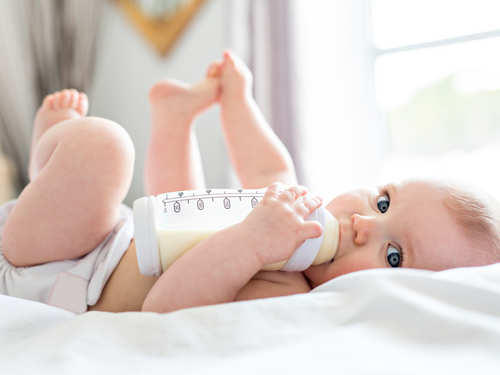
left=32, top=89, right=88, bottom=148
left=218, top=50, right=253, bottom=103
left=149, top=77, right=220, bottom=124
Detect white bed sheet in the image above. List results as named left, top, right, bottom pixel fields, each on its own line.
left=1, top=263, right=500, bottom=374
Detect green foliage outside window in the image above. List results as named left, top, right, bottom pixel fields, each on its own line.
left=388, top=75, right=500, bottom=155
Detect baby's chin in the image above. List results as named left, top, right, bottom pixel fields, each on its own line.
left=303, top=262, right=334, bottom=289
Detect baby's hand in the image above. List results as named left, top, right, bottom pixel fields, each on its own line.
left=206, top=50, right=253, bottom=101
left=242, top=182, right=324, bottom=267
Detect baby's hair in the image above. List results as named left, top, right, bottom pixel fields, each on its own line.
left=439, top=181, right=500, bottom=264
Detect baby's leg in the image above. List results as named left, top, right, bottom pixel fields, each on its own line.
left=216, top=51, right=297, bottom=188
left=2, top=90, right=134, bottom=267
left=146, top=77, right=219, bottom=195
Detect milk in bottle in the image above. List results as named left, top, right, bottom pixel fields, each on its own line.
left=133, top=188, right=339, bottom=276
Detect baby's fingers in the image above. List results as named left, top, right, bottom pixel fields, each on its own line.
left=278, top=185, right=309, bottom=202
left=264, top=182, right=285, bottom=200
left=294, top=194, right=322, bottom=217
left=301, top=220, right=323, bottom=240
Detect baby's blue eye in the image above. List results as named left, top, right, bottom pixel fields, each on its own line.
left=377, top=194, right=390, bottom=213
left=387, top=246, right=402, bottom=268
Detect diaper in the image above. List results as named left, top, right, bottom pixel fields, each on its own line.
left=0, top=200, right=133, bottom=314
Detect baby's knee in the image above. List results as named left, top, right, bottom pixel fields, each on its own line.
left=53, top=117, right=135, bottom=187
left=87, top=117, right=135, bottom=181
left=66, top=117, right=134, bottom=165
left=83, top=117, right=133, bottom=154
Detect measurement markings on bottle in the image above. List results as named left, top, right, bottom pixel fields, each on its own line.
left=160, top=191, right=264, bottom=213
left=161, top=193, right=264, bottom=203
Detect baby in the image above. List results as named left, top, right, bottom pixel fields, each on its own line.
left=1, top=51, right=500, bottom=314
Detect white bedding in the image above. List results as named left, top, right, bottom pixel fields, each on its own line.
left=1, top=264, right=500, bottom=374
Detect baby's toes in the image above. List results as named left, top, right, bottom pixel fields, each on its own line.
left=42, top=94, right=56, bottom=111
left=54, top=90, right=71, bottom=109
left=68, top=89, right=79, bottom=108
left=206, top=61, right=223, bottom=78
left=223, top=51, right=237, bottom=69
left=57, top=89, right=77, bottom=110
left=223, top=51, right=248, bottom=73
left=48, top=91, right=62, bottom=110
left=222, top=51, right=252, bottom=81
left=75, top=92, right=89, bottom=116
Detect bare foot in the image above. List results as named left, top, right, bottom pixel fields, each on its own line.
left=32, top=89, right=88, bottom=149
left=149, top=77, right=220, bottom=125
left=219, top=50, right=253, bottom=103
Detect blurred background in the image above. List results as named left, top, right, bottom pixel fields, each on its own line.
left=1, top=0, right=500, bottom=206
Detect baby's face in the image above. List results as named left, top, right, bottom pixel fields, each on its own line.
left=304, top=180, right=477, bottom=288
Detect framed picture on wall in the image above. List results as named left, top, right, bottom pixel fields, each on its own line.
left=115, top=0, right=206, bottom=56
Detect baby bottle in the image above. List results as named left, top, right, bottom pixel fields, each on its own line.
left=133, top=188, right=340, bottom=276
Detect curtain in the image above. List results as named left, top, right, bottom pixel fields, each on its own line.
left=0, top=0, right=102, bottom=192
left=228, top=0, right=304, bottom=183
left=292, top=1, right=383, bottom=197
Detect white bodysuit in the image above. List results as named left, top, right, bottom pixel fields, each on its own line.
left=0, top=200, right=133, bottom=314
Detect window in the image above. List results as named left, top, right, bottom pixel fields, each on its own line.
left=373, top=0, right=500, bottom=193
left=294, top=1, right=500, bottom=198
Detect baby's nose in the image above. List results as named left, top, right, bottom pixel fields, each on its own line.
left=351, top=214, right=378, bottom=245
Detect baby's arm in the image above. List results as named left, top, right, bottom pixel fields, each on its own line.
left=141, top=220, right=261, bottom=313
left=210, top=51, right=297, bottom=188
left=141, top=183, right=322, bottom=313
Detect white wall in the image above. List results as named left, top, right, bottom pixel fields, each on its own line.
left=90, top=0, right=232, bottom=205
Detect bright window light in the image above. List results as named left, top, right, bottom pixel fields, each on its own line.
left=375, top=40, right=500, bottom=196
left=295, top=0, right=500, bottom=198
left=372, top=0, right=500, bottom=49
left=375, top=37, right=500, bottom=111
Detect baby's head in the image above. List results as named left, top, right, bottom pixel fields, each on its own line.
left=305, top=179, right=500, bottom=287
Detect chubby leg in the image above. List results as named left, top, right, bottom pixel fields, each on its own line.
left=146, top=77, right=219, bottom=195
left=2, top=90, right=134, bottom=267
left=29, top=89, right=89, bottom=179
left=214, top=51, right=297, bottom=188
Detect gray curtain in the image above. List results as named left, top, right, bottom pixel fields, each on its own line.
left=0, top=0, right=102, bottom=192
left=266, top=1, right=302, bottom=182
left=229, top=0, right=304, bottom=183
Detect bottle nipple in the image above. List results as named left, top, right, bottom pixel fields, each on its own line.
left=311, top=209, right=339, bottom=265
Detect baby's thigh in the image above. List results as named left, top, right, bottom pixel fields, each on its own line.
left=2, top=117, right=135, bottom=267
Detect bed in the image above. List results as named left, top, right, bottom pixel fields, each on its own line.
left=1, top=263, right=500, bottom=374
